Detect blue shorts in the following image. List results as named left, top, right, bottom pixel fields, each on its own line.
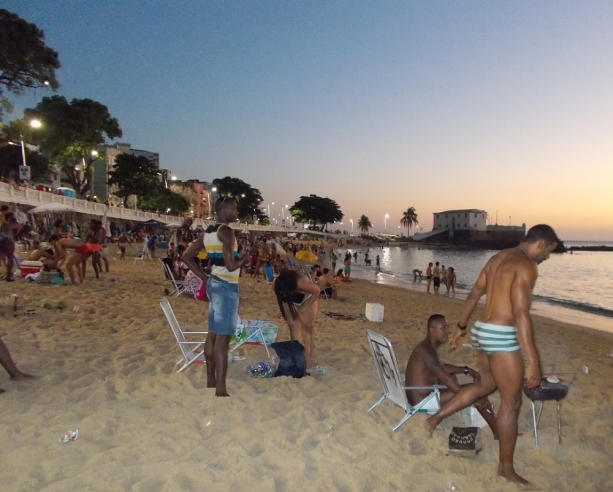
left=206, top=276, right=239, bottom=336
left=471, top=321, right=520, bottom=354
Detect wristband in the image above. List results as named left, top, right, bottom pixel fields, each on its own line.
left=464, top=366, right=469, bottom=375
left=457, top=322, right=468, bottom=331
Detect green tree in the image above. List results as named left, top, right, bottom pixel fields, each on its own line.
left=108, top=153, right=160, bottom=206
left=138, top=187, right=190, bottom=215
left=289, top=195, right=344, bottom=231
left=400, top=207, right=419, bottom=237
left=25, top=95, right=122, bottom=196
left=357, top=214, right=372, bottom=234
left=212, top=176, right=265, bottom=222
left=0, top=9, right=60, bottom=119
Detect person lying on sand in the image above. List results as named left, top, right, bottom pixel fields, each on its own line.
left=405, top=314, right=498, bottom=439
left=0, top=336, right=34, bottom=394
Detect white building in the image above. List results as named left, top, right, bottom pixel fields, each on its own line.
left=433, top=209, right=487, bottom=231
left=93, top=143, right=160, bottom=202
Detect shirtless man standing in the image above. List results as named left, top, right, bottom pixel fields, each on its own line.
left=406, top=314, right=498, bottom=439
left=432, top=261, right=441, bottom=294
left=0, top=213, right=20, bottom=281
left=425, top=262, right=433, bottom=292
left=421, top=224, right=559, bottom=485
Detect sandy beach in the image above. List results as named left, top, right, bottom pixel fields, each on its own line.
left=1, top=252, right=612, bottom=491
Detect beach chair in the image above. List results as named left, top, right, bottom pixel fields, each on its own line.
left=160, top=297, right=208, bottom=372
left=230, top=319, right=278, bottom=359
left=366, top=330, right=447, bottom=431
left=161, top=261, right=185, bottom=297
left=134, top=242, right=149, bottom=263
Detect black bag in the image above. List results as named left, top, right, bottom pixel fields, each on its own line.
left=271, top=340, right=307, bottom=379
left=448, top=427, right=482, bottom=457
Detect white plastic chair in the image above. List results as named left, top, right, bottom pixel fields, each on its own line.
left=134, top=242, right=149, bottom=263
left=160, top=297, right=208, bottom=372
left=366, top=330, right=446, bottom=431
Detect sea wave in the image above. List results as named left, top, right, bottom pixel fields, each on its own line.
left=532, top=295, right=613, bottom=318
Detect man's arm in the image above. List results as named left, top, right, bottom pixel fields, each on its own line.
left=218, top=226, right=250, bottom=272
left=424, top=353, right=462, bottom=393
left=182, top=233, right=208, bottom=282
left=443, top=363, right=480, bottom=382
left=449, top=266, right=488, bottom=348
left=511, top=261, right=541, bottom=388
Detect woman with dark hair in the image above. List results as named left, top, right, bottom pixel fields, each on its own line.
left=273, top=269, right=321, bottom=368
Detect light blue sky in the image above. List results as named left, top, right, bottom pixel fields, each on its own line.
left=5, top=1, right=613, bottom=239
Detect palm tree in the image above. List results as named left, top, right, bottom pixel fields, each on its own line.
left=400, top=207, right=419, bottom=237
left=357, top=214, right=372, bottom=234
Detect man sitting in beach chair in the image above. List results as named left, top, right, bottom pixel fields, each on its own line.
left=406, top=314, right=499, bottom=439
left=317, top=268, right=339, bottom=299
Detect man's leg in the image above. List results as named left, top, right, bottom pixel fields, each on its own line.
left=5, top=241, right=15, bottom=281
left=213, top=334, right=231, bottom=397
left=204, top=331, right=217, bottom=388
left=66, top=254, right=80, bottom=285
left=489, top=351, right=528, bottom=485
left=422, top=350, right=496, bottom=431
left=0, top=336, right=34, bottom=390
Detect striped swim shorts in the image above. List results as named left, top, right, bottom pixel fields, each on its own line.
left=471, top=321, right=520, bottom=354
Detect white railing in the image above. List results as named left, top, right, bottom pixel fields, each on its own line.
left=0, top=181, right=334, bottom=235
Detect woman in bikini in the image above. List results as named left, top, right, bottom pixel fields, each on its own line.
left=273, top=269, right=321, bottom=368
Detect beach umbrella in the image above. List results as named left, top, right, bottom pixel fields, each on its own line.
left=296, top=250, right=317, bottom=262
left=29, top=203, right=75, bottom=213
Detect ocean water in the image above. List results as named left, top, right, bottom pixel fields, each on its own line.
left=334, top=241, right=613, bottom=334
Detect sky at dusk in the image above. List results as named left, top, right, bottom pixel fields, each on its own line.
left=4, top=1, right=613, bottom=240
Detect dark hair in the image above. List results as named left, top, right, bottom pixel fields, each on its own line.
left=274, top=270, right=300, bottom=320
left=0, top=205, right=8, bottom=212
left=49, top=234, right=59, bottom=242
left=524, top=224, right=559, bottom=244
left=435, top=261, right=439, bottom=266
left=427, top=314, right=446, bottom=329
left=336, top=269, right=344, bottom=277
left=323, top=268, right=329, bottom=274
left=54, top=218, right=63, bottom=227
left=428, top=262, right=433, bottom=266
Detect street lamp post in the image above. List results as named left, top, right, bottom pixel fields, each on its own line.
left=18, top=119, right=42, bottom=181
left=350, top=219, right=353, bottom=233
left=384, top=214, right=389, bottom=232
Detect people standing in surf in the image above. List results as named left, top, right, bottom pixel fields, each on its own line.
left=343, top=252, right=352, bottom=282
left=421, top=224, right=559, bottom=486
left=447, top=267, right=456, bottom=297
left=425, top=262, right=433, bottom=292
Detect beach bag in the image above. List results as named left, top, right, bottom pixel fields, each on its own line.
left=271, top=340, right=307, bottom=379
left=448, top=427, right=482, bottom=457
left=195, top=281, right=208, bottom=302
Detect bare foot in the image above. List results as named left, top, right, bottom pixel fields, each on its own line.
left=0, top=388, right=5, bottom=394
left=10, top=371, right=35, bottom=381
left=215, top=389, right=230, bottom=397
left=206, top=379, right=217, bottom=388
left=498, top=465, right=531, bottom=486
left=419, top=418, right=435, bottom=438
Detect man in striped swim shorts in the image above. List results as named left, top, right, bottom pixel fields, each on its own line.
left=420, top=224, right=559, bottom=486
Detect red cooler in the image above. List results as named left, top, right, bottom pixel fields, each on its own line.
left=20, top=261, right=44, bottom=277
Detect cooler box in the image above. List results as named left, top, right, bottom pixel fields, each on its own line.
left=20, top=261, right=44, bottom=277
left=365, top=303, right=384, bottom=322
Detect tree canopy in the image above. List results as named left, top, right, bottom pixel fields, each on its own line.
left=138, top=186, right=190, bottom=215
left=0, top=9, right=60, bottom=119
left=108, top=154, right=160, bottom=206
left=357, top=215, right=372, bottom=233
left=212, top=176, right=265, bottom=222
left=25, top=95, right=122, bottom=195
left=400, top=207, right=419, bottom=236
left=289, top=194, right=344, bottom=231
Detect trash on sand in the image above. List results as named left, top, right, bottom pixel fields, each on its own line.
left=59, top=429, right=79, bottom=443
